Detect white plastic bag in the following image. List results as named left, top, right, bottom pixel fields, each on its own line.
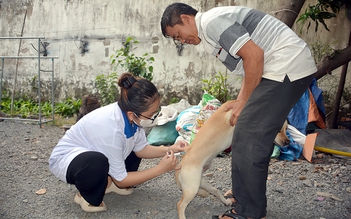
left=156, top=99, right=192, bottom=126
left=287, top=124, right=306, bottom=146
left=175, top=105, right=201, bottom=143
left=147, top=99, right=192, bottom=145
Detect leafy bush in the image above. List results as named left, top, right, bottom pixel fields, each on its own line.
left=297, top=0, right=351, bottom=33
left=40, top=102, right=52, bottom=116
left=0, top=97, right=81, bottom=118
left=110, top=36, right=154, bottom=81
left=54, top=98, right=81, bottom=117
left=95, top=36, right=155, bottom=106
left=201, top=71, right=231, bottom=103
left=95, top=72, right=119, bottom=106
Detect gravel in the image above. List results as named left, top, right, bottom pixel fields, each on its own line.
left=1, top=120, right=351, bottom=219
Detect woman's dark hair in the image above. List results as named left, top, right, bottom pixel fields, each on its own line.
left=117, top=72, right=160, bottom=114
left=161, top=3, right=198, bottom=38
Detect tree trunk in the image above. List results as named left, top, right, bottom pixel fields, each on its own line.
left=274, top=0, right=306, bottom=28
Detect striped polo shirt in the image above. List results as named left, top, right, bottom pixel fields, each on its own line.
left=195, top=6, right=317, bottom=82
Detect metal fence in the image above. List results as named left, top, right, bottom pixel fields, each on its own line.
left=0, top=36, right=58, bottom=127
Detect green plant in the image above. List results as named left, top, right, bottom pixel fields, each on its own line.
left=54, top=98, right=81, bottom=117
left=201, top=71, right=231, bottom=103
left=297, top=0, right=351, bottom=33
left=94, top=36, right=155, bottom=106
left=169, top=97, right=180, bottom=104
left=0, top=98, right=11, bottom=112
left=110, top=36, right=155, bottom=81
left=30, top=76, right=38, bottom=90
left=1, top=96, right=81, bottom=119
left=95, top=72, right=119, bottom=106
left=41, top=101, right=53, bottom=116
left=18, top=99, right=34, bottom=117
left=310, top=40, right=336, bottom=63
left=1, top=98, right=39, bottom=117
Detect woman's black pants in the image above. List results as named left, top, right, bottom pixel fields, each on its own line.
left=66, top=151, right=141, bottom=206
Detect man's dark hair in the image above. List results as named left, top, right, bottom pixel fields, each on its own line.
left=161, top=3, right=198, bottom=38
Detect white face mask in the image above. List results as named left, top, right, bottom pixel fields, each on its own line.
left=139, top=118, right=157, bottom=128
left=133, top=113, right=158, bottom=128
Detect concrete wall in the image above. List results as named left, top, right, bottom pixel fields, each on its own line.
left=0, top=0, right=350, bottom=105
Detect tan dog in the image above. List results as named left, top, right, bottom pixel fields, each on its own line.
left=175, top=100, right=290, bottom=219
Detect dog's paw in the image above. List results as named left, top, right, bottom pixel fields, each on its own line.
left=224, top=198, right=233, bottom=206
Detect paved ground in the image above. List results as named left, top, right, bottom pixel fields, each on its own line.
left=0, top=120, right=350, bottom=219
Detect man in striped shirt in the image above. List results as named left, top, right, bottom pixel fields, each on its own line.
left=161, top=3, right=316, bottom=219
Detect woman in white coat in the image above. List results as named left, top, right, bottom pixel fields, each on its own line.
left=49, top=72, right=187, bottom=212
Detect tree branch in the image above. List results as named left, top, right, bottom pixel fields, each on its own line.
left=315, top=46, right=351, bottom=80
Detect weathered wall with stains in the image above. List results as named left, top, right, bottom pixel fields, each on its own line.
left=0, top=0, right=350, bottom=105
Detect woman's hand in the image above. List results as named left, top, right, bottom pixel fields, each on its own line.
left=117, top=149, right=181, bottom=187
left=157, top=149, right=180, bottom=172
left=169, top=140, right=188, bottom=152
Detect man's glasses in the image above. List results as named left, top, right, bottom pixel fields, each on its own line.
left=134, top=107, right=161, bottom=122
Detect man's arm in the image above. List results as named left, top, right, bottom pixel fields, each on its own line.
left=225, top=40, right=264, bottom=126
